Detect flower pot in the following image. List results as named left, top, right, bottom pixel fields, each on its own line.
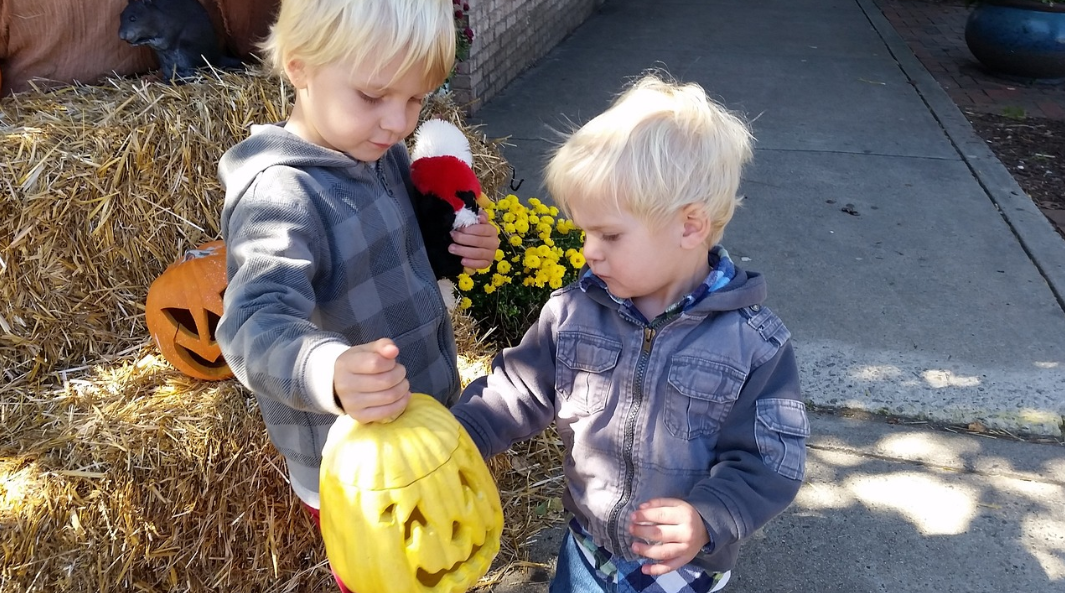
left=965, top=0, right=1065, bottom=82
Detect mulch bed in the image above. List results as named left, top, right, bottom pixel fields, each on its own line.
left=965, top=114, right=1065, bottom=240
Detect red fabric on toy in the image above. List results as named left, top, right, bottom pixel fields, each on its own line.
left=410, top=154, right=481, bottom=214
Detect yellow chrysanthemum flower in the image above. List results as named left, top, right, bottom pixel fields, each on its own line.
left=494, top=249, right=505, bottom=261
left=459, top=297, right=472, bottom=310
left=484, top=284, right=496, bottom=294
left=457, top=274, right=475, bottom=291
left=524, top=254, right=541, bottom=269
left=497, top=260, right=512, bottom=274
left=569, top=252, right=586, bottom=268
left=509, top=235, right=523, bottom=246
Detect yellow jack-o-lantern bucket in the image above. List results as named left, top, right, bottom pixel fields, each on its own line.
left=320, top=393, right=503, bottom=593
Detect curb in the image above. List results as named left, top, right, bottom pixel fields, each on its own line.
left=859, top=0, right=1065, bottom=310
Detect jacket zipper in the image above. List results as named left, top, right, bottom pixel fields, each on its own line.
left=377, top=157, right=459, bottom=399
left=607, top=324, right=656, bottom=554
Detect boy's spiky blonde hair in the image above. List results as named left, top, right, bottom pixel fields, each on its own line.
left=260, top=0, right=455, bottom=89
left=545, top=73, right=754, bottom=246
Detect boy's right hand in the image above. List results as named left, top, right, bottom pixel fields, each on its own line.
left=333, top=338, right=411, bottom=423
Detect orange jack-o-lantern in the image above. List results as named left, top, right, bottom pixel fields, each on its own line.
left=145, top=240, right=232, bottom=381
left=320, top=393, right=503, bottom=593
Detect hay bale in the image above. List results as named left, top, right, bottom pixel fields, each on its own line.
left=0, top=72, right=549, bottom=591
left=0, top=70, right=510, bottom=385
left=0, top=310, right=565, bottom=592
left=0, top=353, right=330, bottom=593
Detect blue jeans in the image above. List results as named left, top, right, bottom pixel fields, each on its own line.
left=550, top=530, right=611, bottom=592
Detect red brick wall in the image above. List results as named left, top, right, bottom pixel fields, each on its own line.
left=450, top=0, right=601, bottom=113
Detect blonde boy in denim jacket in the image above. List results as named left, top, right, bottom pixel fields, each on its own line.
left=452, top=74, right=809, bottom=592
left=216, top=1, right=499, bottom=590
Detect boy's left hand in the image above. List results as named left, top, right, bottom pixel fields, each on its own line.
left=451, top=212, right=500, bottom=272
left=629, top=498, right=711, bottom=576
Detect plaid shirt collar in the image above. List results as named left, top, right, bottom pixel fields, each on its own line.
left=578, top=245, right=736, bottom=324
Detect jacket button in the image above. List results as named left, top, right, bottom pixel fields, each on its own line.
left=751, top=304, right=761, bottom=312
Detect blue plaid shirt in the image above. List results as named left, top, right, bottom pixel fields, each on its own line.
left=569, top=518, right=731, bottom=593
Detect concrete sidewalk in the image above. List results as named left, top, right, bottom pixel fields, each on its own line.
left=470, top=0, right=1065, bottom=437
left=487, top=412, right=1065, bottom=592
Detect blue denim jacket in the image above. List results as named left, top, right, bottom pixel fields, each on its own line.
left=453, top=266, right=808, bottom=573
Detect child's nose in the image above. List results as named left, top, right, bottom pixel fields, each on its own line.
left=380, top=103, right=409, bottom=134
left=582, top=237, right=602, bottom=262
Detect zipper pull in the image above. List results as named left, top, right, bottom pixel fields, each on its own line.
left=642, top=327, right=655, bottom=354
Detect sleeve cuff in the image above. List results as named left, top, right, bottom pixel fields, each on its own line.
left=306, top=342, right=351, bottom=415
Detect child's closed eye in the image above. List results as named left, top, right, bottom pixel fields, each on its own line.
left=358, top=92, right=382, bottom=105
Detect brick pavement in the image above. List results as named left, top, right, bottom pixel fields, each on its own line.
left=875, top=0, right=1065, bottom=120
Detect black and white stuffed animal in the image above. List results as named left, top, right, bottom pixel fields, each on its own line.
left=410, top=119, right=483, bottom=282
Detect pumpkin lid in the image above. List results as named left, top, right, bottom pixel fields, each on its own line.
left=322, top=393, right=463, bottom=490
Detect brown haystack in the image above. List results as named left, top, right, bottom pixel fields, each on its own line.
left=0, top=330, right=565, bottom=593
left=0, top=354, right=329, bottom=593
left=0, top=71, right=560, bottom=593
left=0, top=69, right=512, bottom=384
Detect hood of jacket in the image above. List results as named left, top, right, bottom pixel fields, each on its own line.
left=218, top=124, right=371, bottom=212
left=580, top=265, right=769, bottom=321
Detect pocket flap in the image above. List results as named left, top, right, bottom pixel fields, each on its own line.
left=756, top=398, right=810, bottom=437
left=667, top=356, right=746, bottom=403
left=556, top=332, right=622, bottom=373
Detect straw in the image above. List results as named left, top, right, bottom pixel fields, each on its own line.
left=1, top=71, right=561, bottom=592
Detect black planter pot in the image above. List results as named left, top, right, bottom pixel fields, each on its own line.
left=965, top=0, right=1065, bottom=82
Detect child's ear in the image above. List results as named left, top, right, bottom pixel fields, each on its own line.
left=679, top=204, right=712, bottom=248
left=284, top=58, right=309, bottom=88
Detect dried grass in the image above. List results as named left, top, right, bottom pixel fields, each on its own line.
left=1, top=71, right=561, bottom=592
left=0, top=352, right=331, bottom=593
left=0, top=316, right=565, bottom=593
left=0, top=69, right=513, bottom=385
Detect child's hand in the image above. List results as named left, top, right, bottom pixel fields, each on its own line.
left=450, top=211, right=500, bottom=272
left=333, top=338, right=411, bottom=423
left=629, top=498, right=711, bottom=576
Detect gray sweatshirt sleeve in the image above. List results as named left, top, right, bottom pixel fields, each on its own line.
left=687, top=341, right=808, bottom=554
left=217, top=167, right=349, bottom=415
left=451, top=299, right=563, bottom=458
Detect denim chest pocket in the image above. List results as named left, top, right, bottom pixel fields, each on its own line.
left=556, top=332, right=622, bottom=415
left=665, top=356, right=747, bottom=440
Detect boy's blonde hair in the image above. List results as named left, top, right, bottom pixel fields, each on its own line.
left=545, top=73, right=753, bottom=246
left=260, top=0, right=455, bottom=89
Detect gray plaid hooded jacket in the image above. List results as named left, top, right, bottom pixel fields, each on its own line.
left=217, top=125, right=460, bottom=507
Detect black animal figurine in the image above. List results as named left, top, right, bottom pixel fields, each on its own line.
left=118, top=0, right=243, bottom=81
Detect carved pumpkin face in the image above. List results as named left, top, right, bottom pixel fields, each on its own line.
left=320, top=393, right=503, bottom=593
left=144, top=240, right=232, bottom=381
